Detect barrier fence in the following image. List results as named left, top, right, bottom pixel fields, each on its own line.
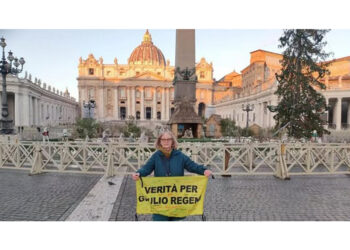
left=0, top=140, right=350, bottom=178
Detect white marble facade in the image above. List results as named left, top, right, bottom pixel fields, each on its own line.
left=214, top=81, right=350, bottom=131
left=1, top=73, right=79, bottom=128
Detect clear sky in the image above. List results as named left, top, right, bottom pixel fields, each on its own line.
left=1, top=29, right=350, bottom=100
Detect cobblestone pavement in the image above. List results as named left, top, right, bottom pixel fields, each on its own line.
left=111, top=174, right=350, bottom=221
left=2, top=168, right=350, bottom=221
left=0, top=169, right=101, bottom=221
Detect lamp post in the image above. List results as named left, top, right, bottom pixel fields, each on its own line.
left=242, top=103, right=254, bottom=131
left=83, top=100, right=96, bottom=119
left=0, top=37, right=25, bottom=134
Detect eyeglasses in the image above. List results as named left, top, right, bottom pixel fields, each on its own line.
left=160, top=138, right=172, bottom=142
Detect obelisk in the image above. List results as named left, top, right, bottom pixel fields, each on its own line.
left=169, top=29, right=202, bottom=138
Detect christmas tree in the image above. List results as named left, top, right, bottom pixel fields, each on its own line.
left=273, top=29, right=332, bottom=139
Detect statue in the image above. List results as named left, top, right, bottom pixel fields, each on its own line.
left=138, top=131, right=148, bottom=144
left=102, top=130, right=109, bottom=142
left=28, top=74, right=32, bottom=81
left=128, top=132, right=134, bottom=142
left=118, top=133, right=124, bottom=143
left=183, top=128, right=193, bottom=138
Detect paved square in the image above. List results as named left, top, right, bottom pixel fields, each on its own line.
left=0, top=169, right=101, bottom=221
left=111, top=174, right=350, bottom=221
left=1, top=168, right=350, bottom=221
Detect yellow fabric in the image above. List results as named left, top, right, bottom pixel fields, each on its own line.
left=136, top=176, right=208, bottom=217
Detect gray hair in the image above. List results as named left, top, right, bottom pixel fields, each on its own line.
left=155, top=130, right=178, bottom=150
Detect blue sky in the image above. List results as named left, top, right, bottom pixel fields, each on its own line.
left=1, top=29, right=350, bottom=99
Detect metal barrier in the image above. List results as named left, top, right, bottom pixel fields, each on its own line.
left=1, top=141, right=350, bottom=178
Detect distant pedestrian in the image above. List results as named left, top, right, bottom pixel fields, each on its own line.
left=42, top=127, right=49, bottom=142
left=63, top=128, right=68, bottom=141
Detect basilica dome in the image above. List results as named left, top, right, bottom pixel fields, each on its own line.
left=128, top=30, right=166, bottom=67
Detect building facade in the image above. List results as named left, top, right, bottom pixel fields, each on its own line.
left=2, top=73, right=79, bottom=129
left=214, top=50, right=350, bottom=131
left=77, top=30, right=222, bottom=129
left=77, top=30, right=350, bottom=132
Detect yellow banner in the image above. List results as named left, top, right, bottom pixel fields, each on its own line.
left=136, top=176, right=208, bottom=217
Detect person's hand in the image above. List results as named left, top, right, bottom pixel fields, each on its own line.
left=204, top=170, right=212, bottom=177
left=132, top=173, right=140, bottom=181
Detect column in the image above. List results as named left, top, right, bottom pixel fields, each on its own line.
left=29, top=96, right=33, bottom=126
left=152, top=89, right=157, bottom=120
left=161, top=88, right=165, bottom=120
left=114, top=88, right=119, bottom=120
left=14, top=93, right=21, bottom=127
left=166, top=88, right=170, bottom=120
left=131, top=87, right=136, bottom=118
left=23, top=94, right=30, bottom=126
left=34, top=97, right=39, bottom=125
left=140, top=87, right=144, bottom=120
left=36, top=99, right=41, bottom=125
left=347, top=100, right=350, bottom=129
left=335, top=97, right=342, bottom=131
left=127, top=87, right=131, bottom=118
left=324, top=98, right=329, bottom=129
left=260, top=103, right=264, bottom=128
left=100, top=88, right=105, bottom=121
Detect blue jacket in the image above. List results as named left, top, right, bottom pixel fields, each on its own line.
left=136, top=149, right=207, bottom=177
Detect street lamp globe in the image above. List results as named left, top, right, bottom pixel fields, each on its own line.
left=7, top=51, right=14, bottom=61
left=0, top=37, right=6, bottom=48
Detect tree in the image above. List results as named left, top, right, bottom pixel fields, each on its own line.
left=121, top=116, right=141, bottom=138
left=75, top=118, right=100, bottom=138
left=220, top=118, right=238, bottom=137
left=272, top=29, right=332, bottom=139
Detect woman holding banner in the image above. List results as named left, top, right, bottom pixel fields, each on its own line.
left=132, top=130, right=212, bottom=221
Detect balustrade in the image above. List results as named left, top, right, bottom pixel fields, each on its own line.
left=0, top=141, right=350, bottom=177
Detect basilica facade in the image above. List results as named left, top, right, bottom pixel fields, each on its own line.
left=77, top=30, right=350, bottom=132
left=77, top=30, right=226, bottom=129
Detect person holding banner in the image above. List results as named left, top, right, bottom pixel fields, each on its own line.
left=132, top=130, right=212, bottom=221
